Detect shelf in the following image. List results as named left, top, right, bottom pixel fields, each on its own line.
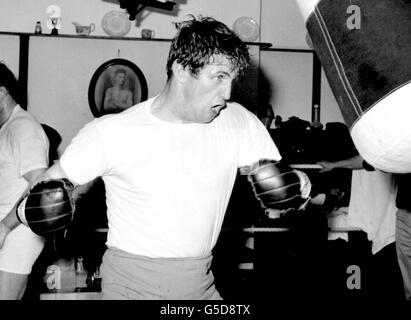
left=0, top=31, right=272, bottom=47
left=40, top=291, right=102, bottom=300
left=0, top=31, right=173, bottom=42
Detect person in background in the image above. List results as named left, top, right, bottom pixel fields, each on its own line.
left=0, top=62, right=50, bottom=299
left=41, top=124, right=62, bottom=167
left=0, top=16, right=283, bottom=300
left=318, top=154, right=405, bottom=298
left=393, top=173, right=411, bottom=299
left=20, top=124, right=63, bottom=300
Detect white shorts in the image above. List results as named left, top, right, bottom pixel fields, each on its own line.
left=0, top=223, right=45, bottom=274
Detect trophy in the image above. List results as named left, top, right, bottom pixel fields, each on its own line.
left=46, top=5, right=62, bottom=35
left=50, top=17, right=59, bottom=35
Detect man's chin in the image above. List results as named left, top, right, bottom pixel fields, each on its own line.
left=207, top=112, right=220, bottom=123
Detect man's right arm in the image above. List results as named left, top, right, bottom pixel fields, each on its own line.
left=0, top=161, right=75, bottom=248
left=39, top=161, right=72, bottom=181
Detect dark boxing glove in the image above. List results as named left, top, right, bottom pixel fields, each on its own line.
left=16, top=179, right=76, bottom=236
left=247, top=159, right=311, bottom=211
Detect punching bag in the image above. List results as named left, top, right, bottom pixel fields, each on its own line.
left=296, top=0, right=411, bottom=173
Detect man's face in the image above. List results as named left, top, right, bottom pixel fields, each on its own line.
left=181, top=55, right=237, bottom=123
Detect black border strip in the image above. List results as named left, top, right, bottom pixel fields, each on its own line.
left=262, top=47, right=314, bottom=53
left=18, top=34, right=29, bottom=110
left=311, top=52, right=322, bottom=122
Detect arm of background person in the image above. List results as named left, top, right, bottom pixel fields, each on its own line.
left=317, top=154, right=366, bottom=172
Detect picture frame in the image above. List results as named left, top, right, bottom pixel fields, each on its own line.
left=88, top=58, right=148, bottom=117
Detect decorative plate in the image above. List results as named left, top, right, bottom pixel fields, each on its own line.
left=102, top=10, right=131, bottom=37
left=233, top=16, right=259, bottom=42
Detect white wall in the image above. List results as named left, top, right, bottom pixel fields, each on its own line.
left=28, top=37, right=170, bottom=152
left=0, top=0, right=266, bottom=152
left=320, top=70, right=345, bottom=124
left=0, top=0, right=261, bottom=39
left=0, top=35, right=20, bottom=77
left=260, top=0, right=309, bottom=49
left=259, top=50, right=313, bottom=122
left=25, top=37, right=262, bottom=153
left=259, top=0, right=343, bottom=126
left=0, top=0, right=344, bottom=146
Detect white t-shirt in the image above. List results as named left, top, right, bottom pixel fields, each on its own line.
left=347, top=169, right=397, bottom=254
left=60, top=97, right=280, bottom=258
left=0, top=105, right=49, bottom=217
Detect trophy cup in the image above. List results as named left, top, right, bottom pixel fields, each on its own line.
left=50, top=17, right=59, bottom=35
left=46, top=5, right=62, bottom=35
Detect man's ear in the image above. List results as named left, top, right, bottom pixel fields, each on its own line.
left=0, top=86, right=8, bottom=97
left=172, top=62, right=190, bottom=83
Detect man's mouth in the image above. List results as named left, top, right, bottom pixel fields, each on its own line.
left=212, top=104, right=226, bottom=114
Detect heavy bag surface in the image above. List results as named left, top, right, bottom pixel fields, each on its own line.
left=296, top=0, right=411, bottom=173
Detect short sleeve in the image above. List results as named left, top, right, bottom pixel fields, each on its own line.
left=12, top=120, right=49, bottom=176
left=238, top=110, right=281, bottom=167
left=60, top=121, right=110, bottom=185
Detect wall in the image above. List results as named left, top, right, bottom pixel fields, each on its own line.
left=25, top=36, right=260, bottom=153
left=0, top=0, right=344, bottom=151
left=259, top=0, right=344, bottom=125
left=0, top=0, right=260, bottom=39
left=0, top=35, right=20, bottom=77
left=28, top=37, right=170, bottom=152
left=260, top=0, right=308, bottom=49
left=320, top=70, right=345, bottom=124
left=259, top=50, right=313, bottom=122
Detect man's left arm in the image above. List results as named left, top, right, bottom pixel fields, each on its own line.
left=238, top=110, right=281, bottom=173
left=238, top=112, right=312, bottom=216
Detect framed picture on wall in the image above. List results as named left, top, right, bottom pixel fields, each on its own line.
left=88, top=58, right=148, bottom=117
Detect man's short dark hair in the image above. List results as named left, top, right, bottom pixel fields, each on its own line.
left=0, top=62, right=20, bottom=102
left=166, top=16, right=250, bottom=80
